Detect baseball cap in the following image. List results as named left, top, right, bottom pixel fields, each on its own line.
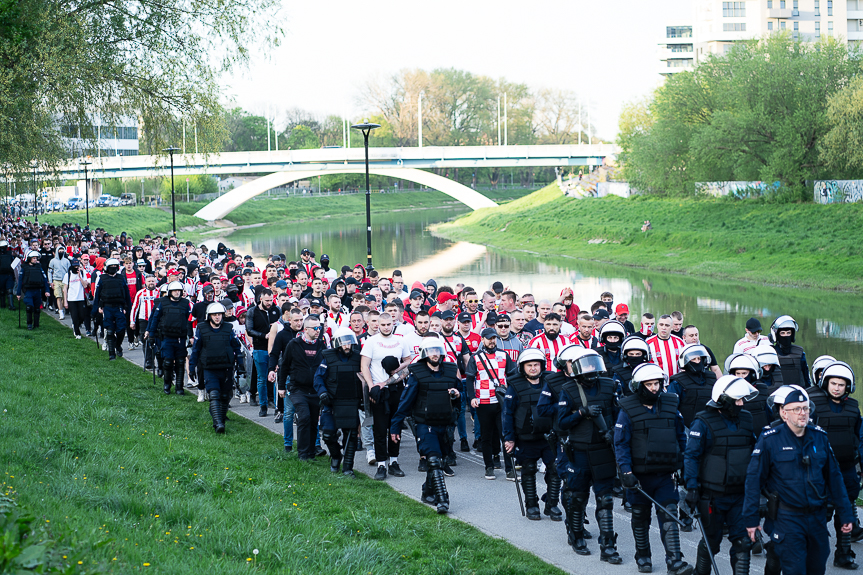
left=301, top=248, right=310, bottom=255
left=457, top=312, right=471, bottom=324
left=320, top=254, right=330, bottom=261
left=593, top=309, right=610, bottom=321
left=481, top=328, right=497, bottom=339
left=492, top=281, right=504, bottom=294
left=746, top=317, right=762, bottom=332
left=485, top=311, right=498, bottom=325
left=345, top=277, right=359, bottom=286
left=441, top=310, right=456, bottom=320
left=364, top=294, right=376, bottom=302
left=274, top=280, right=288, bottom=289
left=298, top=298, right=311, bottom=308
left=437, top=292, right=457, bottom=303
left=308, top=297, right=324, bottom=307
left=410, top=289, right=425, bottom=300
left=615, top=303, right=629, bottom=316
left=495, top=313, right=511, bottom=324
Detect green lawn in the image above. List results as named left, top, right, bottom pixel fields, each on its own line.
left=26, top=207, right=203, bottom=239
left=0, top=310, right=560, bottom=575
left=434, top=183, right=863, bottom=292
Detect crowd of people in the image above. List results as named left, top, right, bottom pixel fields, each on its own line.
left=2, top=215, right=862, bottom=575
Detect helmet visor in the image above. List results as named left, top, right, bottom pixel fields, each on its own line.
left=573, top=355, right=606, bottom=376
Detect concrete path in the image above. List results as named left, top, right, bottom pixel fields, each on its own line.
left=41, top=308, right=856, bottom=574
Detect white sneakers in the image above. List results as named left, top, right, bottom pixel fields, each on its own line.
left=58, top=310, right=65, bottom=320
left=197, top=389, right=205, bottom=402
left=101, top=342, right=107, bottom=351
left=75, top=335, right=81, bottom=340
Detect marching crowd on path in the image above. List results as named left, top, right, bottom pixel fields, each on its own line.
left=3, top=215, right=863, bottom=575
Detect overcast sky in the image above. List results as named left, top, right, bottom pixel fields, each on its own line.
left=225, top=0, right=691, bottom=141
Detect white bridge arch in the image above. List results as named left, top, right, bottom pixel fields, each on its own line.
left=194, top=167, right=499, bottom=221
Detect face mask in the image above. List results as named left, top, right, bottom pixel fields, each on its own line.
left=723, top=402, right=743, bottom=420
left=625, top=355, right=645, bottom=368
left=776, top=334, right=793, bottom=348
left=70, top=266, right=79, bottom=273
left=605, top=342, right=621, bottom=352
left=686, top=361, right=706, bottom=374
left=637, top=385, right=660, bottom=406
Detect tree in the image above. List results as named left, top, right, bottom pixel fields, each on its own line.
left=820, top=76, right=863, bottom=177
left=224, top=109, right=269, bottom=152
left=0, top=0, right=282, bottom=173
left=533, top=88, right=584, bottom=144
left=287, top=125, right=320, bottom=150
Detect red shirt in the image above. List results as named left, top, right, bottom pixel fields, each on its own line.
left=125, top=271, right=138, bottom=302
left=461, top=331, right=481, bottom=354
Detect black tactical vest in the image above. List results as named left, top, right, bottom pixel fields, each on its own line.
left=99, top=274, right=126, bottom=306
left=0, top=252, right=12, bottom=275
left=808, top=387, right=861, bottom=468
left=611, top=362, right=637, bottom=397
left=159, top=299, right=190, bottom=338
left=695, top=408, right=755, bottom=496
left=21, top=263, right=44, bottom=290
left=775, top=344, right=805, bottom=387
left=562, top=377, right=618, bottom=480
left=672, top=370, right=717, bottom=427
left=410, top=362, right=458, bottom=426
left=619, top=393, right=682, bottom=476
left=544, top=371, right=567, bottom=403
left=508, top=373, right=553, bottom=441
left=761, top=367, right=785, bottom=392
left=197, top=322, right=234, bottom=370
left=748, top=384, right=772, bottom=432
left=322, top=346, right=363, bottom=429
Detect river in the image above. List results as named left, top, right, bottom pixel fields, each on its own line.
left=205, top=208, right=863, bottom=396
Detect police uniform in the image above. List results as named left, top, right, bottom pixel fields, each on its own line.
left=760, top=366, right=785, bottom=391
left=556, top=376, right=622, bottom=562
left=773, top=342, right=810, bottom=388
left=0, top=245, right=16, bottom=310
left=667, top=369, right=718, bottom=428
left=501, top=371, right=561, bottom=521
left=743, top=422, right=854, bottom=575
left=611, top=360, right=642, bottom=398
left=92, top=271, right=132, bottom=359
left=683, top=406, right=756, bottom=574
left=189, top=320, right=242, bottom=432
left=313, top=345, right=363, bottom=476
left=596, top=346, right=622, bottom=372
left=391, top=361, right=460, bottom=513
left=615, top=392, right=691, bottom=572
left=16, top=260, right=49, bottom=329
left=147, top=296, right=192, bottom=394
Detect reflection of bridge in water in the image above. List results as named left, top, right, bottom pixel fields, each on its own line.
left=58, top=144, right=618, bottom=219
left=815, top=320, right=863, bottom=343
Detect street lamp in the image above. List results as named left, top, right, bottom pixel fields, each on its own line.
left=79, top=159, right=92, bottom=226
left=30, top=161, right=38, bottom=216
left=350, top=121, right=380, bottom=271
left=163, top=146, right=180, bottom=237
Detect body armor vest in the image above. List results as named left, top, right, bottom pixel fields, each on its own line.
left=619, top=393, right=682, bottom=476
left=562, top=377, right=617, bottom=480
left=21, top=263, right=44, bottom=290
left=748, top=383, right=772, bottom=432
left=808, top=387, right=861, bottom=469
left=197, top=322, right=233, bottom=370
left=611, top=362, right=638, bottom=396
left=410, top=362, right=458, bottom=426
left=508, top=373, right=553, bottom=441
left=99, top=274, right=126, bottom=306
left=695, top=408, right=755, bottom=496
left=672, top=370, right=717, bottom=427
left=323, top=346, right=363, bottom=429
left=159, top=299, right=190, bottom=338
left=0, top=252, right=12, bottom=275
left=775, top=344, right=805, bottom=387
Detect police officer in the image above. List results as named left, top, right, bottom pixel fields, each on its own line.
left=770, top=315, right=811, bottom=388
left=746, top=345, right=784, bottom=390
left=596, top=320, right=626, bottom=371
left=153, top=282, right=169, bottom=376
left=188, top=302, right=243, bottom=433
left=502, top=347, right=561, bottom=522
left=610, top=336, right=651, bottom=398
left=391, top=338, right=461, bottom=514
left=683, top=376, right=758, bottom=575
left=16, top=250, right=49, bottom=330
left=0, top=240, right=17, bottom=310
left=807, top=361, right=863, bottom=569
left=91, top=258, right=132, bottom=360
left=668, top=343, right=717, bottom=429
left=555, top=346, right=622, bottom=564
left=314, top=327, right=363, bottom=477
left=146, top=281, right=192, bottom=394
left=726, top=352, right=772, bottom=431
left=615, top=363, right=693, bottom=575
left=810, top=355, right=837, bottom=388
left=743, top=385, right=854, bottom=575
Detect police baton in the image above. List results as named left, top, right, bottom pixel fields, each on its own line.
left=17, top=298, right=20, bottom=328
left=502, top=446, right=525, bottom=517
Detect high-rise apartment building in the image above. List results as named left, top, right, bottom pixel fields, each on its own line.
left=61, top=115, right=140, bottom=158
left=659, top=24, right=696, bottom=75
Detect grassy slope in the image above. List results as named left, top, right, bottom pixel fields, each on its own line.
left=175, top=188, right=534, bottom=227
left=26, top=207, right=203, bottom=239
left=434, top=183, right=863, bottom=292
left=0, top=311, right=559, bottom=575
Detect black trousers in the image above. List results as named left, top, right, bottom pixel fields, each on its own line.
left=372, top=385, right=403, bottom=463
left=67, top=300, right=90, bottom=336
left=476, top=402, right=504, bottom=469
left=291, top=390, right=320, bottom=459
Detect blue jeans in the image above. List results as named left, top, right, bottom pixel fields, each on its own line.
left=282, top=390, right=295, bottom=448
left=252, top=350, right=269, bottom=407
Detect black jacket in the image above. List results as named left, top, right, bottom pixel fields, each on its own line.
left=278, top=337, right=325, bottom=393
left=246, top=303, right=279, bottom=350
left=269, top=324, right=299, bottom=385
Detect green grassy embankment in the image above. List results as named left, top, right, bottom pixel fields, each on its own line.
left=0, top=310, right=560, bottom=575
left=26, top=207, right=203, bottom=239
left=433, top=183, right=863, bottom=292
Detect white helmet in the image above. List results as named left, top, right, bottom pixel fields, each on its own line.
left=770, top=315, right=799, bottom=343
left=418, top=336, right=447, bottom=361
left=518, top=347, right=546, bottom=373
left=767, top=385, right=811, bottom=414
left=206, top=302, right=226, bottom=316
left=26, top=250, right=41, bottom=260
left=105, top=258, right=121, bottom=268
left=621, top=336, right=650, bottom=356
left=811, top=355, right=837, bottom=385
left=707, top=375, right=758, bottom=408
left=819, top=361, right=855, bottom=396
left=0, top=240, right=8, bottom=247
left=167, top=280, right=184, bottom=292
left=333, top=327, right=358, bottom=349
left=159, top=283, right=169, bottom=294
left=678, top=343, right=710, bottom=369
left=599, top=320, right=626, bottom=344
left=630, top=363, right=668, bottom=394
left=746, top=345, right=780, bottom=368
left=724, top=353, right=763, bottom=381
left=555, top=345, right=606, bottom=376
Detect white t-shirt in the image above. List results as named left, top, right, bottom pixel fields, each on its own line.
left=732, top=334, right=770, bottom=355
left=361, top=333, right=407, bottom=384
left=63, top=270, right=88, bottom=301
left=560, top=322, right=576, bottom=337
left=400, top=331, right=424, bottom=357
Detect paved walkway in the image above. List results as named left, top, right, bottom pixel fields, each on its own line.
left=41, top=309, right=856, bottom=574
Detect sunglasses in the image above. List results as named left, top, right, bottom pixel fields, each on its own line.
left=466, top=299, right=479, bottom=303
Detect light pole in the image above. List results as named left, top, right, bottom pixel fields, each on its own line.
left=351, top=121, right=380, bottom=272
left=163, top=147, right=180, bottom=237
left=30, top=161, right=37, bottom=216
left=80, top=159, right=92, bottom=226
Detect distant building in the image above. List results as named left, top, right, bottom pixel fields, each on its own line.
left=61, top=115, right=140, bottom=158
left=662, top=1, right=857, bottom=77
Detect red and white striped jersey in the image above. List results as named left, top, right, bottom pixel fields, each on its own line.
left=242, top=287, right=255, bottom=308
left=646, top=334, right=686, bottom=377
left=466, top=311, right=483, bottom=333
left=327, top=310, right=349, bottom=331
left=131, top=288, right=159, bottom=322
left=184, top=277, right=199, bottom=299
left=572, top=334, right=599, bottom=349
left=473, top=350, right=508, bottom=404
left=528, top=333, right=570, bottom=372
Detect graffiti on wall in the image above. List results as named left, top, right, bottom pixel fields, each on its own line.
left=695, top=181, right=780, bottom=199
left=814, top=180, right=863, bottom=204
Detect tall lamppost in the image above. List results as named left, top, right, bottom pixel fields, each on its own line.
left=350, top=121, right=380, bottom=271
left=80, top=159, right=92, bottom=226
left=163, top=146, right=180, bottom=237
left=30, top=161, right=38, bottom=216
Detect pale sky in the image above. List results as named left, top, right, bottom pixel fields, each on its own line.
left=225, top=0, right=691, bottom=141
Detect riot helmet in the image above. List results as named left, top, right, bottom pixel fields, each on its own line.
left=630, top=363, right=667, bottom=405
left=678, top=343, right=710, bottom=374
left=621, top=336, right=650, bottom=369
left=418, top=337, right=446, bottom=367
left=724, top=353, right=762, bottom=383
left=819, top=361, right=855, bottom=399
left=333, top=327, right=358, bottom=351
left=810, top=355, right=837, bottom=386
left=707, top=375, right=757, bottom=419
left=599, top=321, right=626, bottom=351
left=517, top=347, right=546, bottom=377
left=770, top=315, right=799, bottom=345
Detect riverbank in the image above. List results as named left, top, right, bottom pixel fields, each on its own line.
left=0, top=310, right=560, bottom=575
left=24, top=207, right=204, bottom=239
left=433, top=183, right=863, bottom=292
